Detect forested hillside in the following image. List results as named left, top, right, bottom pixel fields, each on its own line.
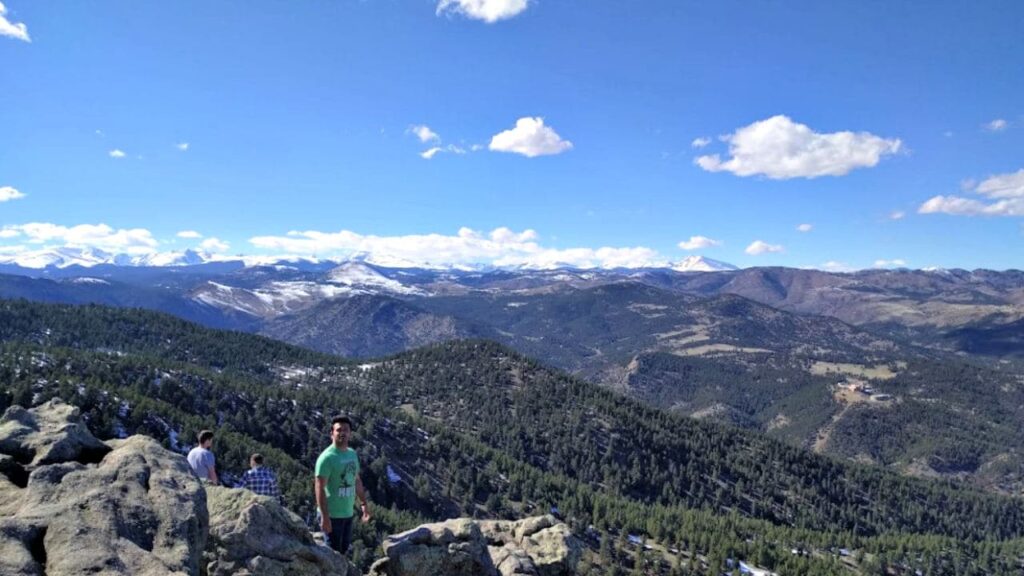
left=1, top=299, right=1023, bottom=574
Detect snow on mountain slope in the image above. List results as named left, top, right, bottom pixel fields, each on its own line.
left=0, top=247, right=115, bottom=269
left=131, top=249, right=212, bottom=267
left=191, top=273, right=421, bottom=319
left=672, top=256, right=739, bottom=272
left=324, top=262, right=424, bottom=295
left=0, top=247, right=220, bottom=269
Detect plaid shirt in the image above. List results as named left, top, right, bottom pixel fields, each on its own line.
left=242, top=466, right=282, bottom=502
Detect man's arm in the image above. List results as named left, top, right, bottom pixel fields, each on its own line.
left=315, top=476, right=331, bottom=533
left=207, top=454, right=219, bottom=485
left=356, top=474, right=371, bottom=522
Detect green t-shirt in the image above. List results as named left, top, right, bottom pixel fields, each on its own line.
left=315, top=445, right=360, bottom=519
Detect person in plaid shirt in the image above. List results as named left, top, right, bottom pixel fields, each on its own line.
left=242, top=453, right=283, bottom=504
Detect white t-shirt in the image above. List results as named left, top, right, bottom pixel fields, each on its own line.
left=187, top=446, right=215, bottom=481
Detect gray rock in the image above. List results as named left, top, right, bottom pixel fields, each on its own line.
left=0, top=399, right=111, bottom=468
left=370, top=515, right=581, bottom=576
left=0, top=400, right=208, bottom=575
left=204, top=486, right=355, bottom=576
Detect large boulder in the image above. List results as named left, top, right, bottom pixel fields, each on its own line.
left=369, top=515, right=582, bottom=576
left=204, top=486, right=355, bottom=576
left=0, top=399, right=111, bottom=468
left=0, top=400, right=208, bottom=575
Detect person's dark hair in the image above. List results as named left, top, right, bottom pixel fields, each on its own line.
left=250, top=453, right=264, bottom=466
left=198, top=430, right=214, bottom=444
left=331, top=415, right=352, bottom=430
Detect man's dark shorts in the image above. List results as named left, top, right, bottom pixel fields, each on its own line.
left=326, top=516, right=354, bottom=555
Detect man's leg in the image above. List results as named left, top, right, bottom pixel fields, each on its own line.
left=327, top=517, right=344, bottom=553
left=331, top=516, right=355, bottom=555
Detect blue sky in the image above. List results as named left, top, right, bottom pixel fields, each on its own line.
left=1, top=0, right=1022, bottom=270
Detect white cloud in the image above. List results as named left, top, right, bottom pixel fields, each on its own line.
left=489, top=117, right=573, bottom=158
left=889, top=210, right=906, bottom=220
left=820, top=261, right=854, bottom=272
left=0, top=186, right=26, bottom=202
left=694, top=115, right=902, bottom=179
left=0, top=228, right=19, bottom=238
left=918, top=168, right=1024, bottom=217
left=0, top=2, right=30, bottom=42
left=984, top=119, right=1009, bottom=132
left=796, top=223, right=813, bottom=232
left=677, top=235, right=722, bottom=250
left=874, top=259, right=907, bottom=268
left=745, top=240, right=784, bottom=255
left=976, top=170, right=1024, bottom=199
left=436, top=0, right=529, bottom=23
left=200, top=237, right=230, bottom=253
left=176, top=142, right=190, bottom=151
left=2, top=222, right=159, bottom=254
left=421, top=144, right=468, bottom=159
left=691, top=137, right=712, bottom=149
left=408, top=125, right=441, bottom=143
left=176, top=230, right=202, bottom=239
left=250, top=226, right=667, bottom=269
left=109, top=149, right=126, bottom=158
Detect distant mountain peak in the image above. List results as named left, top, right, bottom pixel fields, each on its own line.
left=671, top=255, right=738, bottom=272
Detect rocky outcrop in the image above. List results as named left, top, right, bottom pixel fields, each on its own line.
left=0, top=400, right=581, bottom=576
left=204, top=486, right=355, bottom=576
left=368, top=515, right=582, bottom=576
left=0, top=399, right=208, bottom=575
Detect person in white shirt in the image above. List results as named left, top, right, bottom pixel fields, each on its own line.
left=187, top=429, right=219, bottom=485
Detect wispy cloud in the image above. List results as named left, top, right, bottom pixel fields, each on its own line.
left=0, top=2, right=30, bottom=42
left=176, top=230, right=203, bottom=239
left=176, top=142, right=190, bottom=151
left=984, top=118, right=1009, bottom=132
left=695, top=115, right=902, bottom=179
left=888, top=210, right=906, bottom=220
left=677, top=235, right=722, bottom=250
left=0, top=186, right=26, bottom=202
left=420, top=147, right=443, bottom=160
left=250, top=226, right=669, bottom=269
left=0, top=222, right=159, bottom=254
left=820, top=261, right=854, bottom=272
left=691, top=137, right=711, bottom=149
left=200, top=237, right=230, bottom=253
left=420, top=144, right=468, bottom=160
left=874, top=258, right=907, bottom=268
left=796, top=223, right=813, bottom=232
left=408, top=124, right=441, bottom=143
left=745, top=240, right=784, bottom=255
left=489, top=117, right=573, bottom=158
left=109, top=149, right=126, bottom=159
left=436, top=0, right=529, bottom=23
left=918, top=168, right=1024, bottom=217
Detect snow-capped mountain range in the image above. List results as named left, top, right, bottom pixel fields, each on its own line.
left=0, top=247, right=219, bottom=269
left=0, top=246, right=738, bottom=273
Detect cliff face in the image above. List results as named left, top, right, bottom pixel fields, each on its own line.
left=0, top=400, right=581, bottom=576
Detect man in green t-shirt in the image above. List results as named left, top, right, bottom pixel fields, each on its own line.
left=315, top=415, right=371, bottom=555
